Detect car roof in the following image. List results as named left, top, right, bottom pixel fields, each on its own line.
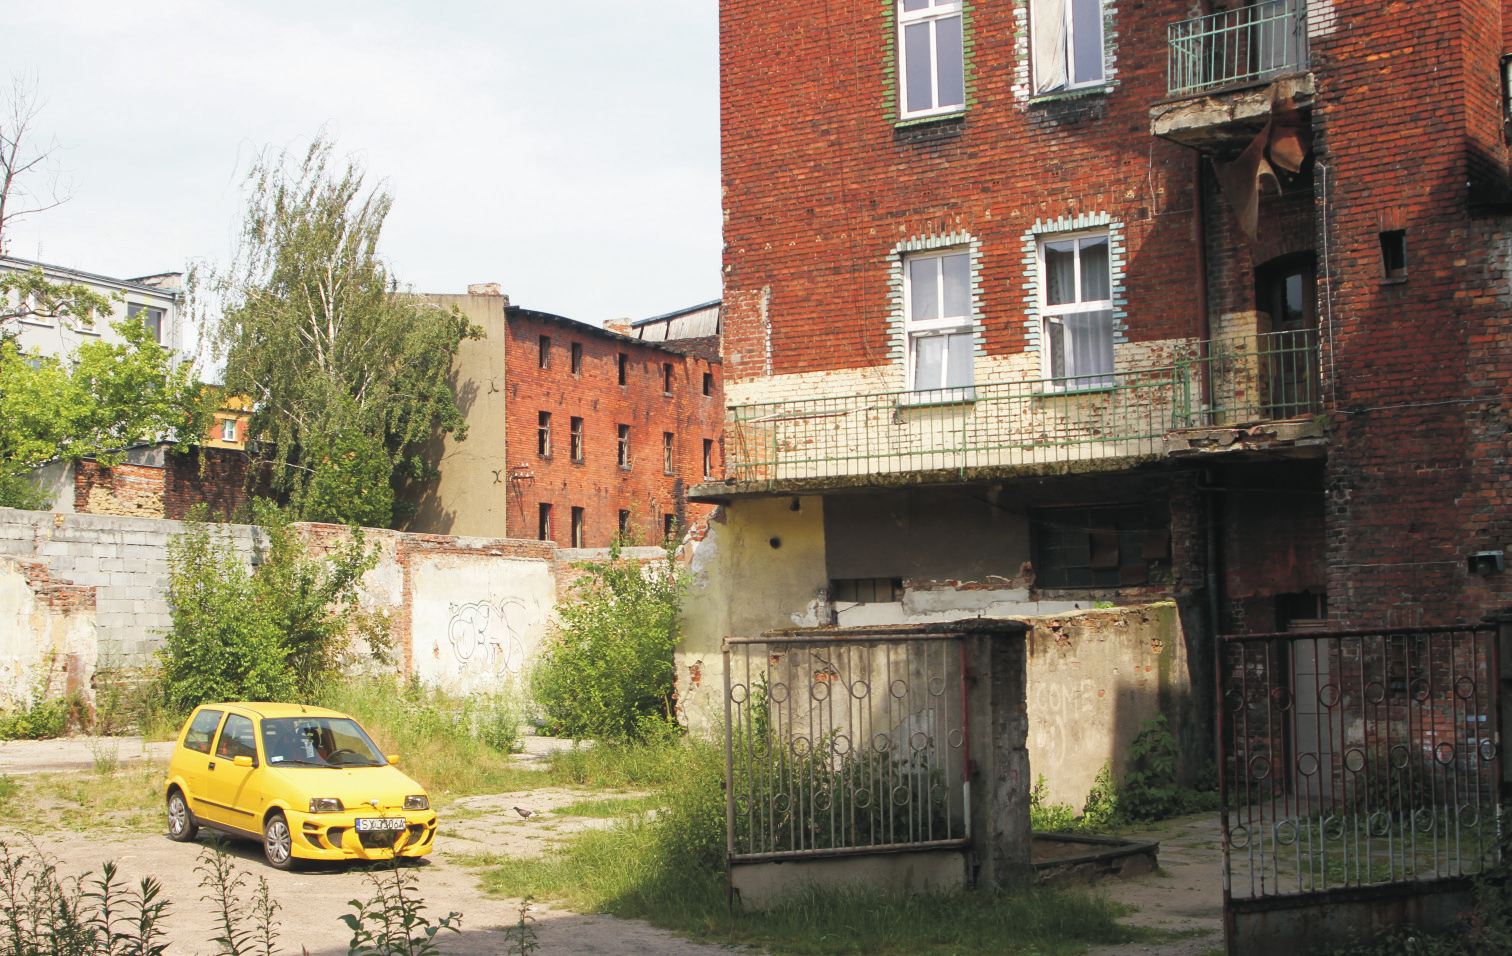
left=201, top=702, right=350, bottom=720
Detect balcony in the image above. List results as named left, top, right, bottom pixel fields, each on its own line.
left=1151, top=0, right=1313, bottom=154
left=713, top=334, right=1323, bottom=493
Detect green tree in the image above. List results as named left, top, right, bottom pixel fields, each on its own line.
left=531, top=545, right=687, bottom=742
left=198, top=136, right=481, bottom=528
left=0, top=316, right=210, bottom=509
left=160, top=500, right=382, bottom=712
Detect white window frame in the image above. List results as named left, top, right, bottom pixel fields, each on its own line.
left=1031, top=0, right=1106, bottom=96
left=1039, top=230, right=1114, bottom=391
left=903, top=249, right=975, bottom=399
left=898, top=0, right=966, bottom=119
left=220, top=418, right=238, bottom=443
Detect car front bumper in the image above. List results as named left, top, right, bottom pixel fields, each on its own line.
left=284, top=807, right=438, bottom=861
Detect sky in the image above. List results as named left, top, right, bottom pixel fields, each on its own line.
left=2, top=0, right=721, bottom=328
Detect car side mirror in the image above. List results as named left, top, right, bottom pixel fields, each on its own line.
left=387, top=754, right=400, bottom=765
left=233, top=755, right=254, bottom=768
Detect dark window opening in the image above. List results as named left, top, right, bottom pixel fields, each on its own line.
left=538, top=503, right=553, bottom=542
left=617, top=353, right=628, bottom=385
left=571, top=507, right=585, bottom=548
left=663, top=432, right=675, bottom=474
left=570, top=416, right=584, bottom=461
left=702, top=438, right=713, bottom=477
left=617, top=424, right=631, bottom=467
left=702, top=371, right=713, bottom=396
left=663, top=513, right=679, bottom=540
left=1034, top=504, right=1171, bottom=589
left=618, top=509, right=630, bottom=538
left=832, top=578, right=903, bottom=604
left=1276, top=591, right=1329, bottom=630
left=1380, top=231, right=1407, bottom=279
left=570, top=342, right=583, bottom=375
left=662, top=362, right=674, bottom=395
left=537, top=411, right=552, bottom=457
left=538, top=335, right=551, bottom=369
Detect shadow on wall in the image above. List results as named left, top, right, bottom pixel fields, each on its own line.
left=394, top=369, right=478, bottom=535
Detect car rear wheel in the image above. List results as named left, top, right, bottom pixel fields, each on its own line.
left=166, top=789, right=198, bottom=842
left=263, top=811, right=297, bottom=870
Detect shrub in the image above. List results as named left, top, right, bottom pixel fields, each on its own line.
left=530, top=544, right=685, bottom=743
left=159, top=501, right=380, bottom=713
left=1119, top=714, right=1220, bottom=822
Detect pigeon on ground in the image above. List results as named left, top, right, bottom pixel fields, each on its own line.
left=512, top=806, right=534, bottom=820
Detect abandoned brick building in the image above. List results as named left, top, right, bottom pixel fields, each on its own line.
left=678, top=0, right=1512, bottom=930
left=401, top=285, right=723, bottom=547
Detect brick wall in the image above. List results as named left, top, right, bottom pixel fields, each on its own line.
left=504, top=310, right=724, bottom=548
left=73, top=447, right=263, bottom=523
left=720, top=0, right=1203, bottom=386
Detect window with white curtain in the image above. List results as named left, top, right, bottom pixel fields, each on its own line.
left=899, top=0, right=965, bottom=118
left=905, top=250, right=975, bottom=397
left=1041, top=233, right=1114, bottom=389
left=1031, top=0, right=1105, bottom=95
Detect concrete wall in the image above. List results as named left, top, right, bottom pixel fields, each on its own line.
left=0, top=558, right=96, bottom=709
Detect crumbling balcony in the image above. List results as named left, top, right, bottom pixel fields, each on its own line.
left=1150, top=0, right=1313, bottom=155
left=712, top=334, right=1324, bottom=494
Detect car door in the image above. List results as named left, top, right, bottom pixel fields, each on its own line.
left=174, top=707, right=224, bottom=819
left=203, top=711, right=261, bottom=834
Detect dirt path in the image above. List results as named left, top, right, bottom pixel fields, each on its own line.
left=1082, top=812, right=1225, bottom=956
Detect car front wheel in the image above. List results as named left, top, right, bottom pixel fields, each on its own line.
left=263, top=811, right=297, bottom=870
left=166, top=790, right=198, bottom=842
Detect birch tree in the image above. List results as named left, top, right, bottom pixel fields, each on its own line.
left=200, top=136, right=480, bottom=528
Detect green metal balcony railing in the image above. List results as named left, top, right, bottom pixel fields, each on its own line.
left=1168, top=0, right=1308, bottom=97
left=724, top=332, right=1321, bottom=486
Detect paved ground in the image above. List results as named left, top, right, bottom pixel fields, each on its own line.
left=0, top=736, right=175, bottom=774
left=1083, top=812, right=1226, bottom=956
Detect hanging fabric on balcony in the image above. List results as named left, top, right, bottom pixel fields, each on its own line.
left=1212, top=89, right=1312, bottom=240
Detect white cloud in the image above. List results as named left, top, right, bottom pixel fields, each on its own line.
left=3, top=0, right=720, bottom=324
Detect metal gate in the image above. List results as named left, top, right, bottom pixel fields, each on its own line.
left=723, top=632, right=971, bottom=863
left=1219, top=624, right=1501, bottom=952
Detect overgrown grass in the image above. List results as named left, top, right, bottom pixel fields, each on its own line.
left=317, top=677, right=534, bottom=798
left=544, top=735, right=690, bottom=790
left=4, top=762, right=166, bottom=834
left=486, top=737, right=1140, bottom=956
left=553, top=794, right=663, bottom=818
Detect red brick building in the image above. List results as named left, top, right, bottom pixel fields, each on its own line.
left=403, top=288, right=723, bottom=548
left=681, top=0, right=1512, bottom=829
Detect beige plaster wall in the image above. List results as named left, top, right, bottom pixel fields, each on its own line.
left=0, top=559, right=96, bottom=710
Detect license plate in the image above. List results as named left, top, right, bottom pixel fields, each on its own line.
left=355, top=817, right=407, bottom=832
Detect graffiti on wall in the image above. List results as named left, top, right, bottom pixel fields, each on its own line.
left=446, top=599, right=532, bottom=673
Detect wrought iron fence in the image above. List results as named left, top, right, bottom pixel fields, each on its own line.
left=723, top=333, right=1321, bottom=486
left=1168, top=0, right=1309, bottom=97
left=1219, top=625, right=1500, bottom=901
left=724, top=634, right=970, bottom=861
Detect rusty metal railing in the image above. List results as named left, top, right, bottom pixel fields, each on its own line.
left=723, top=633, right=970, bottom=862
left=1168, top=0, right=1308, bottom=96
left=1219, top=625, right=1501, bottom=901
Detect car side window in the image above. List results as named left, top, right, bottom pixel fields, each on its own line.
left=214, top=713, right=257, bottom=762
left=183, top=709, right=223, bottom=755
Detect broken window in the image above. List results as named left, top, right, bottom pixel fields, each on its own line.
left=663, top=513, right=679, bottom=540
left=571, top=507, right=585, bottom=548
left=538, top=335, right=551, bottom=369
left=702, top=438, right=714, bottom=477
left=663, top=362, right=674, bottom=395
left=618, top=509, right=630, bottom=538
left=898, top=0, right=965, bottom=118
left=570, top=341, right=583, bottom=375
left=1031, top=0, right=1104, bottom=95
left=832, top=578, right=904, bottom=604
left=617, top=424, right=631, bottom=467
left=1034, top=504, right=1170, bottom=589
left=617, top=353, right=628, bottom=385
left=1379, top=231, right=1407, bottom=279
left=538, top=503, right=553, bottom=542
left=905, top=249, right=975, bottom=397
left=702, top=371, right=713, bottom=396
left=537, top=411, right=552, bottom=457
left=570, top=417, right=584, bottom=461
left=1041, top=232, right=1113, bottom=389
left=663, top=432, right=675, bottom=474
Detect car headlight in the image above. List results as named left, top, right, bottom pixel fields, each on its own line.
left=308, top=797, right=345, bottom=813
left=404, top=795, right=429, bottom=811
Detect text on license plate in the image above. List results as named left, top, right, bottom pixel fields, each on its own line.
left=355, top=817, right=407, bottom=831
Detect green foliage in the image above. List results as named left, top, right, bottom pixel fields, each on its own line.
left=502, top=897, right=539, bottom=956
left=0, top=657, right=73, bottom=740
left=198, top=843, right=281, bottom=956
left=489, top=738, right=1138, bottom=956
left=340, top=861, right=461, bottom=956
left=1030, top=768, right=1121, bottom=834
left=0, top=266, right=114, bottom=337
left=0, top=318, right=210, bottom=509
left=1120, top=715, right=1220, bottom=823
left=198, top=135, right=482, bottom=528
left=531, top=544, right=686, bottom=743
left=0, top=841, right=171, bottom=956
left=159, top=500, right=379, bottom=713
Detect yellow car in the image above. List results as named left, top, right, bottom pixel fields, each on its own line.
left=164, top=702, right=437, bottom=869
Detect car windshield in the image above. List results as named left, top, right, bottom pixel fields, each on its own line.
left=260, top=717, right=386, bottom=768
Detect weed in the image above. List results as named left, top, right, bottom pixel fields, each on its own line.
left=341, top=861, right=461, bottom=956
left=503, top=896, right=539, bottom=956
left=87, top=737, right=121, bottom=775
left=0, top=657, right=74, bottom=740
left=553, top=794, right=662, bottom=818
left=0, top=840, right=171, bottom=956
left=0, top=776, right=17, bottom=806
